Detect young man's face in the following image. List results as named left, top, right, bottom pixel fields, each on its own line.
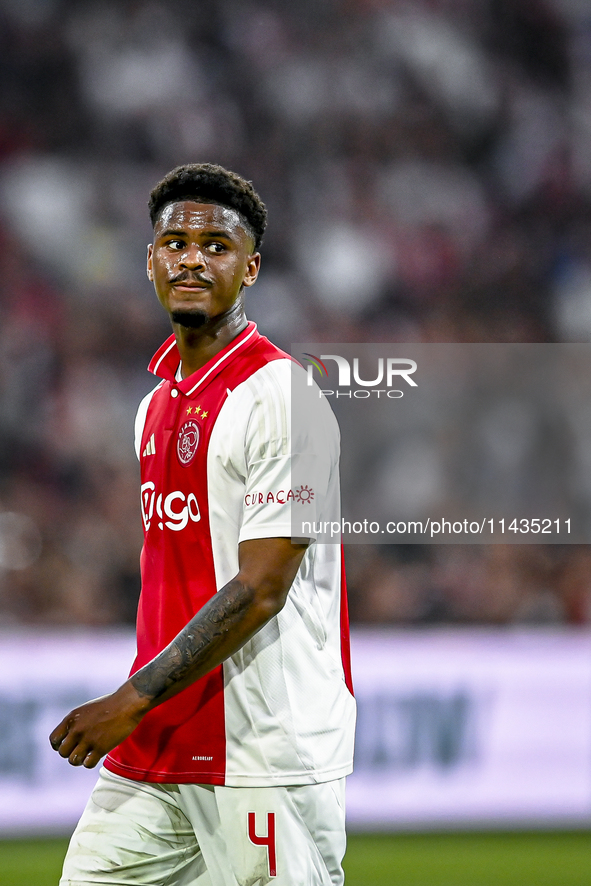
left=147, top=201, right=260, bottom=327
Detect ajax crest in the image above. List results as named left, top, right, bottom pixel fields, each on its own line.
left=177, top=420, right=200, bottom=466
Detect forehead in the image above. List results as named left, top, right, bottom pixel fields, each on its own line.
left=154, top=201, right=249, bottom=241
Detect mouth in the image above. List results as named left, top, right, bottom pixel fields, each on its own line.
left=172, top=282, right=210, bottom=291
left=170, top=275, right=211, bottom=291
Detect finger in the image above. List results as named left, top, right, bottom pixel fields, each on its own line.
left=68, top=739, right=92, bottom=767
left=82, top=749, right=103, bottom=769
left=68, top=751, right=86, bottom=767
left=49, top=718, right=71, bottom=750
left=57, top=730, right=81, bottom=759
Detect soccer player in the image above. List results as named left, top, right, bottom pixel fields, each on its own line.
left=50, top=163, right=356, bottom=886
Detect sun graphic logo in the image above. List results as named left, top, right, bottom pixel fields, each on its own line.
left=295, top=484, right=314, bottom=504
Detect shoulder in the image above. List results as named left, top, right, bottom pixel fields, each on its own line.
left=220, top=357, right=292, bottom=414
left=222, top=358, right=339, bottom=451
left=218, top=360, right=294, bottom=459
left=228, top=358, right=333, bottom=423
left=240, top=356, right=295, bottom=400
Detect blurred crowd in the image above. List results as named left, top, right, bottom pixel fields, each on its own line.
left=1, top=0, right=591, bottom=627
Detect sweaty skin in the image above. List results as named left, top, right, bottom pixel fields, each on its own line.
left=49, top=200, right=306, bottom=768
left=147, top=201, right=261, bottom=376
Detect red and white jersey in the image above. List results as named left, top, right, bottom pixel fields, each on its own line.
left=105, top=322, right=355, bottom=787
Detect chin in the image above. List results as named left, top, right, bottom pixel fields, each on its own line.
left=170, top=309, right=209, bottom=329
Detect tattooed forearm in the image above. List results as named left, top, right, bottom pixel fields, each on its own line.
left=127, top=538, right=307, bottom=711
left=130, top=578, right=258, bottom=703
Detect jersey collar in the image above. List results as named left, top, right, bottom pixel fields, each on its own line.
left=148, top=321, right=260, bottom=398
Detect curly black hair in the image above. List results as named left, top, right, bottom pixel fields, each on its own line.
left=148, top=163, right=267, bottom=250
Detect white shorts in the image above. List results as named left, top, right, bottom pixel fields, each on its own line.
left=60, top=768, right=346, bottom=886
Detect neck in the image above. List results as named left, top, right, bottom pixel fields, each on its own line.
left=173, top=298, right=248, bottom=378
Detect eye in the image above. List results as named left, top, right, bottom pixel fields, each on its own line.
left=166, top=239, right=185, bottom=250
left=206, top=242, right=226, bottom=254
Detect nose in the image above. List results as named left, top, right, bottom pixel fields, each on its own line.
left=179, top=245, right=206, bottom=270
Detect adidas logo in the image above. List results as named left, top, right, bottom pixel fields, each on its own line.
left=143, top=433, right=156, bottom=457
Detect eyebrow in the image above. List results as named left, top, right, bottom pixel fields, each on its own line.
left=202, top=230, right=233, bottom=240
left=160, top=228, right=233, bottom=240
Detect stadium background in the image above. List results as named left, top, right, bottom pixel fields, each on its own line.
left=0, top=0, right=591, bottom=883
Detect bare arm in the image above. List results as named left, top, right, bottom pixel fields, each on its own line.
left=49, top=537, right=307, bottom=768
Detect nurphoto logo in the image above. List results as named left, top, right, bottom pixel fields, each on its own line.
left=303, top=353, right=418, bottom=399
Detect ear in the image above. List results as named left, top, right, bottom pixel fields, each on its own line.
left=242, top=252, right=261, bottom=289
left=147, top=244, right=154, bottom=281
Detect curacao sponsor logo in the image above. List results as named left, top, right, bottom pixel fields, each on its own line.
left=177, top=420, right=200, bottom=466
left=141, top=481, right=201, bottom=532
left=245, top=485, right=314, bottom=506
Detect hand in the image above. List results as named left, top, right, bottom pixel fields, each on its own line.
left=49, top=682, right=151, bottom=769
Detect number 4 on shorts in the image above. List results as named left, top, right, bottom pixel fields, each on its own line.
left=247, top=811, right=277, bottom=877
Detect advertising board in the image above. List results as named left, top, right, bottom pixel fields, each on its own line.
left=1, top=629, right=591, bottom=833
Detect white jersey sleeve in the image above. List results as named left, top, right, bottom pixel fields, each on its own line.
left=210, top=359, right=340, bottom=544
